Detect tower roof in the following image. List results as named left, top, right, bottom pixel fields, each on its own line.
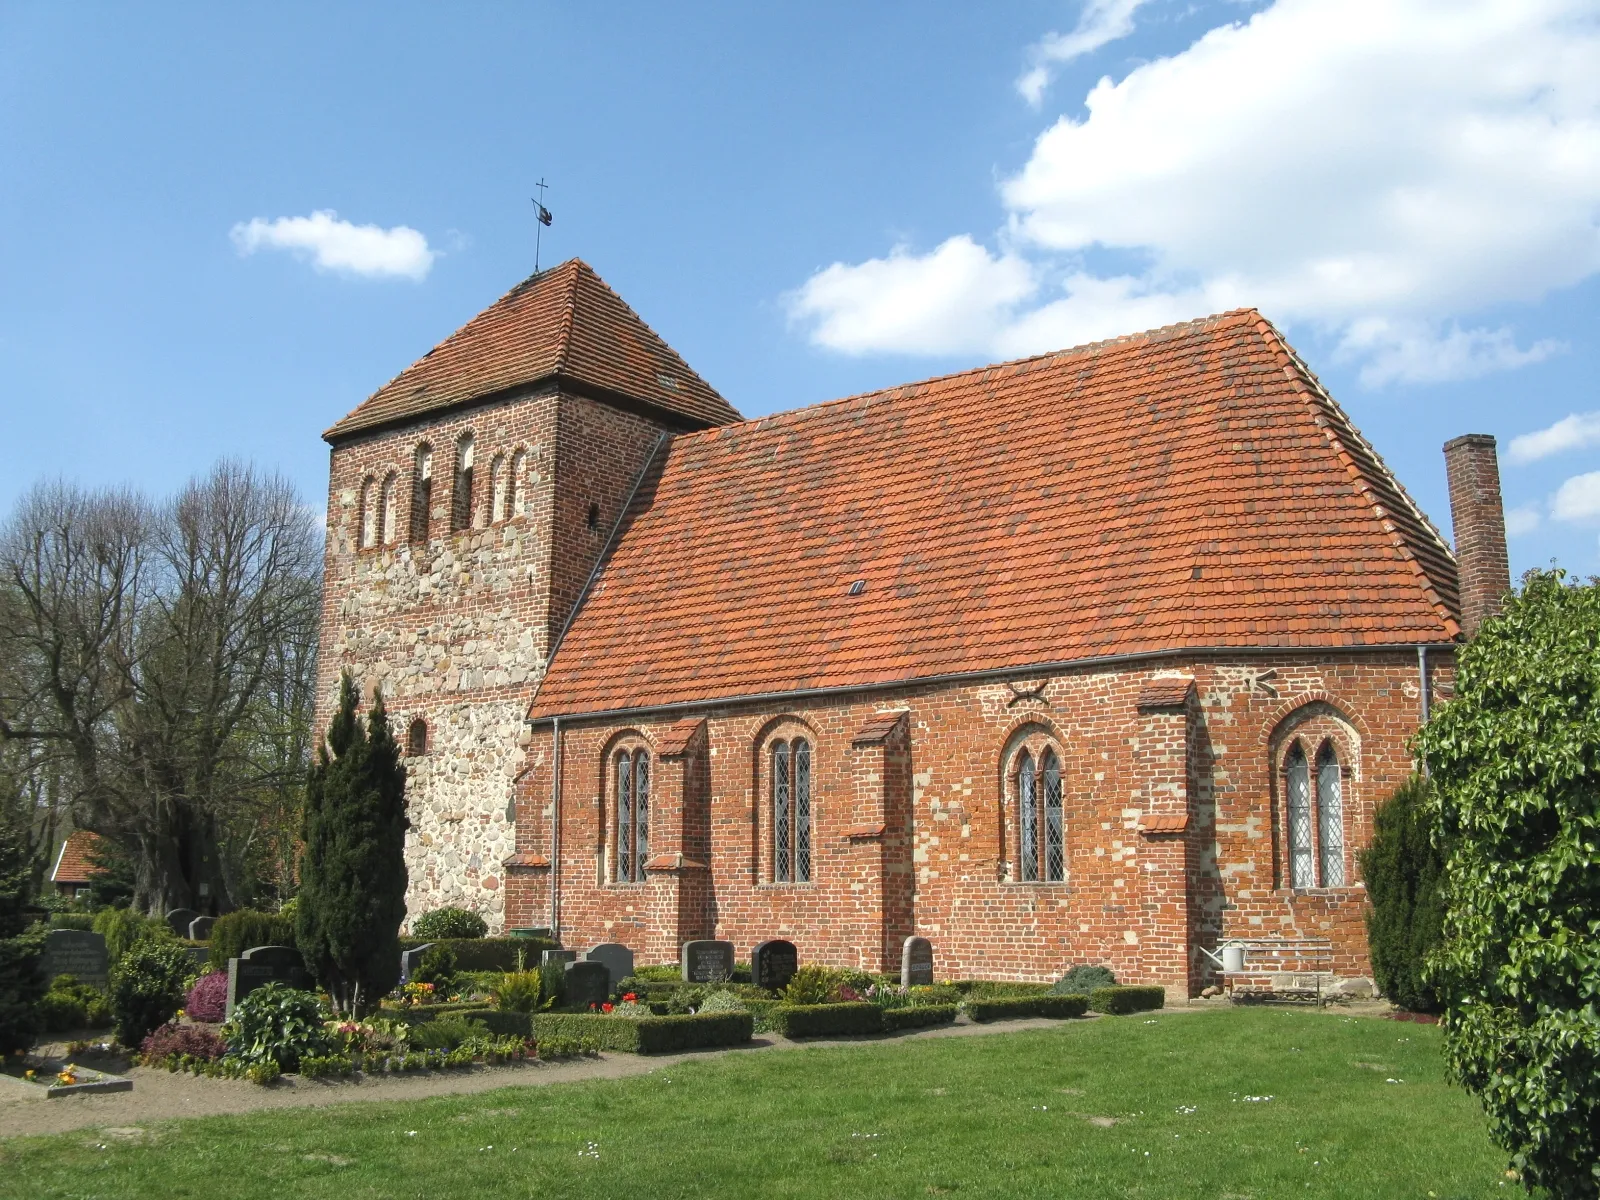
left=324, top=259, right=741, bottom=441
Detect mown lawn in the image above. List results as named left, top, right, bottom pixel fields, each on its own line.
left=1, top=1009, right=1517, bottom=1199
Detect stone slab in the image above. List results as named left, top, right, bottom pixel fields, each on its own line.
left=902, top=936, right=934, bottom=986
left=582, top=943, right=634, bottom=986
left=681, top=939, right=735, bottom=983
left=188, top=915, right=215, bottom=942
left=48, top=1075, right=133, bottom=1098
left=225, top=944, right=310, bottom=1019
left=564, top=960, right=611, bottom=1010
left=751, top=939, right=798, bottom=992
left=41, top=929, right=109, bottom=989
left=541, top=949, right=578, bottom=967
left=399, top=943, right=434, bottom=985
left=165, top=908, right=201, bottom=939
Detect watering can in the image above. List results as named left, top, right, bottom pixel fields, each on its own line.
left=1198, top=941, right=1247, bottom=973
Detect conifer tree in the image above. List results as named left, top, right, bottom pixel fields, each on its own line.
left=296, top=673, right=409, bottom=1015
left=1360, top=774, right=1444, bottom=1013
left=0, top=824, right=46, bottom=1054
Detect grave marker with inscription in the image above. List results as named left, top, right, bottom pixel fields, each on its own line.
left=225, top=944, right=311, bottom=1018
left=564, top=960, right=611, bottom=1010
left=751, top=939, right=798, bottom=992
left=166, top=908, right=201, bottom=939
left=681, top=939, right=735, bottom=983
left=41, top=929, right=109, bottom=989
left=902, top=936, right=934, bottom=986
left=583, top=943, right=635, bottom=987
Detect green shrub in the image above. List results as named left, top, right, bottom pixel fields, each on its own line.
left=48, top=913, right=95, bottom=931
left=400, top=936, right=557, bottom=973
left=697, top=990, right=748, bottom=1014
left=766, top=1003, right=884, bottom=1038
left=411, top=945, right=458, bottom=993
left=297, top=1053, right=354, bottom=1079
left=1088, top=986, right=1166, bottom=1015
left=108, top=939, right=194, bottom=1046
left=206, top=909, right=297, bottom=970
left=627, top=965, right=683, bottom=983
left=539, top=957, right=568, bottom=1008
left=966, top=994, right=1089, bottom=1022
left=882, top=1004, right=959, bottom=1032
left=222, top=983, right=332, bottom=1071
left=401, top=1005, right=532, bottom=1039
left=411, top=907, right=488, bottom=940
left=956, top=980, right=1053, bottom=1000
left=1417, top=569, right=1600, bottom=1197
left=1054, top=965, right=1117, bottom=995
left=406, top=1014, right=490, bottom=1051
left=490, top=969, right=542, bottom=1013
left=532, top=1011, right=752, bottom=1054
left=1360, top=775, right=1444, bottom=1013
left=92, top=907, right=172, bottom=967
left=38, top=975, right=112, bottom=1032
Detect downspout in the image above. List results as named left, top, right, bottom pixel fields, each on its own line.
left=549, top=715, right=562, bottom=941
left=1417, top=645, right=1430, bottom=779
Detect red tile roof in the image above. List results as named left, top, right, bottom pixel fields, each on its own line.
left=1137, top=678, right=1195, bottom=710
left=655, top=717, right=705, bottom=758
left=530, top=310, right=1459, bottom=720
left=852, top=711, right=909, bottom=746
left=324, top=259, right=741, bottom=441
left=51, top=831, right=107, bottom=885
left=1138, top=815, right=1190, bottom=835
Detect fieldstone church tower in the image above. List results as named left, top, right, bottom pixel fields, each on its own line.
left=319, top=259, right=1510, bottom=995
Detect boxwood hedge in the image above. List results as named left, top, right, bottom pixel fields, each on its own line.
left=765, top=1002, right=885, bottom=1038
left=398, top=937, right=558, bottom=972
left=1088, top=985, right=1166, bottom=1015
left=400, top=1005, right=533, bottom=1038
left=965, top=993, right=1090, bottom=1023
left=531, top=1011, right=753, bottom=1054
left=881, top=1004, right=959, bottom=1032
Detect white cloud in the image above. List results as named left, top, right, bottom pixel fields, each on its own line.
left=230, top=210, right=435, bottom=280
left=1504, top=504, right=1542, bottom=535
left=1552, top=470, right=1600, bottom=522
left=1508, top=411, right=1600, bottom=464
left=793, top=0, right=1600, bottom=383
left=1017, top=0, right=1154, bottom=106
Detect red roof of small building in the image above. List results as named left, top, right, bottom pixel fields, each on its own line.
left=529, top=310, right=1459, bottom=720
left=50, top=831, right=107, bottom=886
left=324, top=259, right=741, bottom=441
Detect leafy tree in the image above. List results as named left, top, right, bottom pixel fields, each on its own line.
left=296, top=675, right=409, bottom=1015
left=1360, top=775, right=1445, bottom=1013
left=0, top=823, right=46, bottom=1054
left=1417, top=569, right=1600, bottom=1197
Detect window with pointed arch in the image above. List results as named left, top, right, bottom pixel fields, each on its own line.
left=1006, top=735, right=1066, bottom=883
left=411, top=444, right=433, bottom=543
left=452, top=433, right=475, bottom=532
left=612, top=745, right=651, bottom=884
left=357, top=477, right=376, bottom=549
left=380, top=472, right=398, bottom=545
left=511, top=449, right=528, bottom=516
left=489, top=453, right=508, bottom=523
left=1283, top=738, right=1346, bottom=888
left=769, top=736, right=813, bottom=883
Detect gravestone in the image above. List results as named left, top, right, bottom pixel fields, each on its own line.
left=225, top=944, right=311, bottom=1018
left=681, top=939, right=735, bottom=983
left=41, top=929, right=109, bottom=989
left=188, top=915, right=215, bottom=942
left=583, top=943, right=634, bottom=988
left=751, top=939, right=799, bottom=992
left=399, top=943, right=434, bottom=985
left=902, top=935, right=935, bottom=986
left=541, top=948, right=577, bottom=967
left=184, top=945, right=210, bottom=970
left=166, top=907, right=201, bottom=938
left=564, top=960, right=611, bottom=1010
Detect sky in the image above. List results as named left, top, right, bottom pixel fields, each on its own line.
left=1, top=0, right=1597, bottom=577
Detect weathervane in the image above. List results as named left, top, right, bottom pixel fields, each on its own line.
left=532, top=178, right=554, bottom=272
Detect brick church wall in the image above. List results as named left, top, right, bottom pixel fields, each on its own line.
left=508, top=648, right=1452, bottom=992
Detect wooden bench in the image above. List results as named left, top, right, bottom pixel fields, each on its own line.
left=1221, top=939, right=1336, bottom=1006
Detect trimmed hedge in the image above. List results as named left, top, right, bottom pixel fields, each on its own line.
left=400, top=1005, right=533, bottom=1038
left=965, top=993, right=1090, bottom=1023
left=532, top=1011, right=753, bottom=1054
left=207, top=910, right=296, bottom=969
left=881, top=1004, right=959, bottom=1032
left=398, top=936, right=557, bottom=972
left=765, top=1002, right=884, bottom=1038
left=1089, top=985, right=1166, bottom=1015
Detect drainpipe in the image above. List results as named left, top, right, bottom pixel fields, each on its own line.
left=1417, top=646, right=1430, bottom=724
left=549, top=715, right=562, bottom=941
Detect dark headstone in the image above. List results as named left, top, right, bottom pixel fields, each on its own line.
left=541, top=948, right=577, bottom=967
left=902, top=935, right=934, bottom=986
left=399, top=943, right=434, bottom=985
left=165, top=908, right=201, bottom=938
left=564, top=960, right=611, bottom=1010
left=681, top=939, right=735, bottom=983
left=184, top=945, right=210, bottom=970
left=751, top=939, right=799, bottom=992
left=41, top=929, right=109, bottom=989
left=225, top=944, right=310, bottom=1018
left=188, top=915, right=215, bottom=942
left=583, top=943, right=634, bottom=985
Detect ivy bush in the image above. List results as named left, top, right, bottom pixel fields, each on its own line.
left=1361, top=775, right=1446, bottom=1013
left=108, top=939, right=194, bottom=1046
left=411, top=907, right=489, bottom=940
left=1417, top=569, right=1600, bottom=1198
left=222, top=982, right=332, bottom=1071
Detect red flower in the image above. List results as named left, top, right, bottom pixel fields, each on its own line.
left=602, top=1002, right=614, bottom=1013
left=622, top=992, right=637, bottom=1002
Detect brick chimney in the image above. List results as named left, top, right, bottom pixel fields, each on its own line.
left=1443, top=434, right=1511, bottom=639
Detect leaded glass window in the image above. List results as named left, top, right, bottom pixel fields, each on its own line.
left=1317, top=742, right=1344, bottom=887
left=616, top=751, right=634, bottom=882
left=771, top=738, right=812, bottom=883
left=773, top=740, right=791, bottom=883
left=1018, top=751, right=1038, bottom=882
left=1286, top=743, right=1314, bottom=889
left=1042, top=749, right=1065, bottom=882
left=634, top=752, right=650, bottom=876
left=794, top=740, right=811, bottom=883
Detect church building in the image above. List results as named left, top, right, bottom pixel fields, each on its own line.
left=317, top=259, right=1511, bottom=998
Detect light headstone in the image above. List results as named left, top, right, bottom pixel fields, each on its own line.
left=564, top=960, right=611, bottom=1010
left=902, top=935, right=934, bottom=986
left=399, top=943, right=434, bottom=985
left=541, top=948, right=577, bottom=967
left=751, top=939, right=798, bottom=992
left=225, top=944, right=310, bottom=1019
left=681, top=939, right=735, bottom=983
left=188, top=915, right=215, bottom=942
left=166, top=907, right=201, bottom=938
left=41, top=929, right=109, bottom=989
left=582, top=943, right=634, bottom=987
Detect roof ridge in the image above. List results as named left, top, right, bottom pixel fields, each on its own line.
left=1252, top=314, right=1461, bottom=637
left=673, top=307, right=1265, bottom=446
left=551, top=259, right=583, bottom=375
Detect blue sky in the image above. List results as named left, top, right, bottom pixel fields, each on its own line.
left=2, top=0, right=1596, bottom=577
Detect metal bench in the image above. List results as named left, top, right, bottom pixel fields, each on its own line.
left=1213, top=938, right=1337, bottom=1006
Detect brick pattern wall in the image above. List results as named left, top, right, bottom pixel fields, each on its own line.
left=1443, top=434, right=1511, bottom=639
left=318, top=386, right=678, bottom=929
left=507, top=650, right=1453, bottom=991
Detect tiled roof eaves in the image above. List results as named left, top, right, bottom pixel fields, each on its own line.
left=528, top=640, right=1453, bottom=726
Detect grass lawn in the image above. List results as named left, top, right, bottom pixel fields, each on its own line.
left=1, top=1008, right=1516, bottom=1199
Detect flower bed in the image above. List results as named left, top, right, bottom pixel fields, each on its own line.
left=1087, top=986, right=1166, bottom=1015
left=964, top=994, right=1090, bottom=1023
left=532, top=1011, right=753, bottom=1054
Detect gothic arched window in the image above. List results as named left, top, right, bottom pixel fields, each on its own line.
left=1286, top=742, right=1314, bottom=888
left=380, top=472, right=398, bottom=545
left=1010, top=738, right=1066, bottom=883
left=614, top=747, right=650, bottom=883
left=1317, top=741, right=1345, bottom=886
left=771, top=738, right=812, bottom=883
left=511, top=449, right=527, bottom=516
left=490, top=454, right=508, bottom=523
left=407, top=718, right=428, bottom=757
left=358, top=477, right=375, bottom=549
left=411, top=444, right=432, bottom=543
left=452, top=433, right=475, bottom=532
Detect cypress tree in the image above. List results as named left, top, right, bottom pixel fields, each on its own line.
left=1360, top=774, right=1445, bottom=1013
left=0, top=823, right=46, bottom=1054
left=296, top=673, right=409, bottom=1015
